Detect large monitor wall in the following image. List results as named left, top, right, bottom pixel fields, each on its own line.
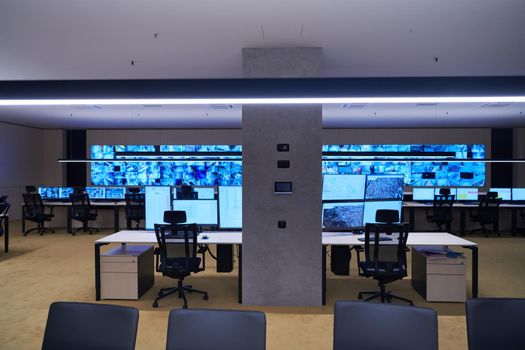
left=90, top=144, right=485, bottom=187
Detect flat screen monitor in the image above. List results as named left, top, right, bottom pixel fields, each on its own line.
left=322, top=202, right=364, bottom=229
left=105, top=187, right=126, bottom=200
left=38, top=187, right=59, bottom=200
left=145, top=186, right=172, bottom=230
left=363, top=201, right=402, bottom=225
left=194, top=187, right=215, bottom=199
left=489, top=188, right=511, bottom=201
left=85, top=187, right=106, bottom=200
left=434, top=188, right=457, bottom=197
left=512, top=188, right=525, bottom=201
left=365, top=174, right=404, bottom=200
left=59, top=187, right=74, bottom=200
left=412, top=188, right=435, bottom=201
left=456, top=187, right=478, bottom=201
left=218, top=186, right=242, bottom=229
left=322, top=174, right=366, bottom=200
left=172, top=199, right=218, bottom=225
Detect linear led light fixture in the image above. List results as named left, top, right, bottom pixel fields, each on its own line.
left=3, top=96, right=525, bottom=106
left=58, top=158, right=525, bottom=163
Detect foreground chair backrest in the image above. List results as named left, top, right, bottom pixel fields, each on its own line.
left=42, top=301, right=139, bottom=350
left=166, top=308, right=266, bottom=350
left=334, top=300, right=438, bottom=350
left=466, top=298, right=525, bottom=350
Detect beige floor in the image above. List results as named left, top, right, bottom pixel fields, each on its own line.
left=1, top=220, right=524, bottom=349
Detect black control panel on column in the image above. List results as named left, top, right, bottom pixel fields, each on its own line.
left=277, top=160, right=290, bottom=168
left=277, top=144, right=290, bottom=152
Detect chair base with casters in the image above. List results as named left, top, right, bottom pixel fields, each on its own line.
left=152, top=278, right=208, bottom=309
left=71, top=223, right=99, bottom=235
left=358, top=281, right=413, bottom=305
left=24, top=224, right=55, bottom=236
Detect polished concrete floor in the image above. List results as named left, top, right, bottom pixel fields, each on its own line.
left=1, top=220, right=524, bottom=349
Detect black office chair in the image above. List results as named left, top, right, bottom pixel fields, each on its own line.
left=425, top=192, right=455, bottom=232
left=22, top=193, right=55, bottom=235
left=0, top=198, right=10, bottom=240
left=178, top=185, right=197, bottom=199
left=125, top=193, right=145, bottom=229
left=466, top=298, right=525, bottom=350
left=166, top=309, right=266, bottom=350
left=153, top=212, right=208, bottom=308
left=25, top=185, right=37, bottom=193
left=469, top=193, right=501, bottom=236
left=69, top=193, right=99, bottom=234
left=356, top=209, right=413, bottom=305
left=333, top=301, right=438, bottom=350
left=41, top=301, right=139, bottom=350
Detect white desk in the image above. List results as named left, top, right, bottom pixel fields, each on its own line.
left=95, top=230, right=477, bottom=305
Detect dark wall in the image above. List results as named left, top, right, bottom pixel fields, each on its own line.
left=65, top=130, right=86, bottom=187
left=491, top=128, right=513, bottom=187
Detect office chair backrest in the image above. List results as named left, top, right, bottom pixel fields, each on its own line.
left=42, top=301, right=139, bottom=350
left=375, top=209, right=399, bottom=224
left=154, top=223, right=199, bottom=274
left=23, top=193, right=45, bottom=215
left=466, top=298, right=525, bottom=350
left=363, top=219, right=409, bottom=270
left=164, top=210, right=187, bottom=224
left=125, top=193, right=145, bottom=211
left=333, top=301, right=438, bottom=350
left=439, top=188, right=451, bottom=195
left=0, top=200, right=10, bottom=236
left=486, top=191, right=498, bottom=199
left=166, top=308, right=266, bottom=350
left=0, top=195, right=8, bottom=203
left=25, top=185, right=37, bottom=193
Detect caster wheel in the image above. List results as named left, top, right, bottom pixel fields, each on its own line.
left=183, top=304, right=188, bottom=309
left=152, top=301, right=158, bottom=308
left=358, top=295, right=363, bottom=300
left=203, top=294, right=209, bottom=300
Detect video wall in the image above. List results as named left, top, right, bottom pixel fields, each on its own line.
left=90, top=144, right=485, bottom=187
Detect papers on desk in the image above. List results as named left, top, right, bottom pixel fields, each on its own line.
left=416, top=247, right=465, bottom=260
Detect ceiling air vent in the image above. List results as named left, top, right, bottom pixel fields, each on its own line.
left=74, top=105, right=102, bottom=110
left=341, top=103, right=368, bottom=109
left=142, top=104, right=163, bottom=108
left=416, top=103, right=438, bottom=107
left=480, top=103, right=512, bottom=108
left=209, top=104, right=234, bottom=110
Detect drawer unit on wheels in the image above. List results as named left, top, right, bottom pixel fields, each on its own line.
left=411, top=247, right=467, bottom=302
left=101, top=245, right=154, bottom=300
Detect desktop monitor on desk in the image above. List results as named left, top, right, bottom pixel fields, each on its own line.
left=322, top=174, right=366, bottom=200
left=365, top=174, right=404, bottom=200
left=363, top=201, right=402, bottom=225
left=85, top=187, right=106, bottom=200
left=456, top=187, right=478, bottom=201
left=489, top=188, right=511, bottom=201
left=38, top=187, right=59, bottom=200
left=58, top=187, right=74, bottom=200
left=193, top=187, right=216, bottom=200
left=105, top=187, right=126, bottom=200
left=512, top=188, right=525, bottom=201
left=172, top=199, right=218, bottom=226
left=218, top=186, right=242, bottom=229
left=145, top=186, right=172, bottom=230
left=412, top=188, right=435, bottom=201
left=322, top=202, right=364, bottom=230
left=434, top=188, right=458, bottom=197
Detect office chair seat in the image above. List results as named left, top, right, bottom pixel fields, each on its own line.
left=359, top=261, right=405, bottom=277
left=161, top=257, right=201, bottom=276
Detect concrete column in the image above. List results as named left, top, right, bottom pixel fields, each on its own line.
left=242, top=48, right=323, bottom=306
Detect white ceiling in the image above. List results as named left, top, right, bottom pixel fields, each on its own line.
left=1, top=0, right=525, bottom=128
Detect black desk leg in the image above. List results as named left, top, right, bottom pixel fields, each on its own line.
left=126, top=219, right=131, bottom=230
left=460, top=208, right=466, bottom=236
left=4, top=215, right=8, bottom=253
left=409, top=207, right=415, bottom=232
left=95, top=242, right=109, bottom=301
left=113, top=206, right=119, bottom=233
left=67, top=207, right=72, bottom=234
left=238, top=245, right=242, bottom=304
left=512, top=208, right=517, bottom=237
left=21, top=205, right=26, bottom=233
left=322, top=245, right=327, bottom=305
left=463, top=245, right=478, bottom=298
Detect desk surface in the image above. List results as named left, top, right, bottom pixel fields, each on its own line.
left=22, top=201, right=126, bottom=206
left=97, top=230, right=476, bottom=247
left=404, top=201, right=525, bottom=208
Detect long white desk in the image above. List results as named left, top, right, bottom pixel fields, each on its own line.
left=95, top=230, right=478, bottom=305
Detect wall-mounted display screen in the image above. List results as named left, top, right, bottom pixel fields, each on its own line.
left=145, top=186, right=171, bottom=230
left=194, top=187, right=215, bottom=199
left=322, top=174, right=366, bottom=200
left=322, top=202, right=364, bottom=229
left=59, top=187, right=74, bottom=199
left=172, top=199, right=218, bottom=225
left=512, top=188, right=525, bottom=201
left=218, top=186, right=242, bottom=229
left=105, top=187, right=126, bottom=199
left=489, top=188, right=511, bottom=201
left=38, top=187, right=59, bottom=200
left=85, top=187, right=106, bottom=200
left=412, top=188, right=435, bottom=201
left=362, top=201, right=402, bottom=225
left=365, top=175, right=404, bottom=200
left=456, top=187, right=478, bottom=201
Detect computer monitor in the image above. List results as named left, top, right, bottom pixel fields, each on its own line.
left=365, top=174, right=404, bottom=200
left=38, top=187, right=59, bottom=200
left=172, top=199, right=218, bottom=225
left=322, top=174, right=366, bottom=200
left=322, top=202, right=364, bottom=230
left=512, top=188, right=525, bottom=201
left=412, top=188, right=435, bottom=201
left=218, top=186, right=242, bottom=229
left=85, top=187, right=106, bottom=200
left=58, top=187, right=74, bottom=200
left=363, top=201, right=402, bottom=225
left=194, top=187, right=215, bottom=199
left=105, top=187, right=126, bottom=200
left=489, top=188, right=511, bottom=201
left=434, top=188, right=458, bottom=197
left=456, top=187, right=478, bottom=201
left=145, top=186, right=172, bottom=230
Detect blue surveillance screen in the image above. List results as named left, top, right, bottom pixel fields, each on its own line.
left=85, top=187, right=106, bottom=200
left=172, top=199, right=218, bottom=225
left=322, top=174, right=366, bottom=200
left=365, top=175, right=404, bottom=200
left=363, top=201, right=402, bottom=225
left=38, top=187, right=59, bottom=200
left=512, top=188, right=525, bottom=201
left=218, top=186, right=242, bottom=229
left=105, top=187, right=126, bottom=200
left=489, top=188, right=511, bottom=201
left=322, top=202, right=364, bottom=229
left=59, top=187, right=74, bottom=200
left=412, top=188, right=435, bottom=201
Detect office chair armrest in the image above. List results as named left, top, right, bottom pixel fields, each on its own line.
left=154, top=247, right=161, bottom=272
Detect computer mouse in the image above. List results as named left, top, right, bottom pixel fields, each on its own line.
left=201, top=235, right=209, bottom=240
